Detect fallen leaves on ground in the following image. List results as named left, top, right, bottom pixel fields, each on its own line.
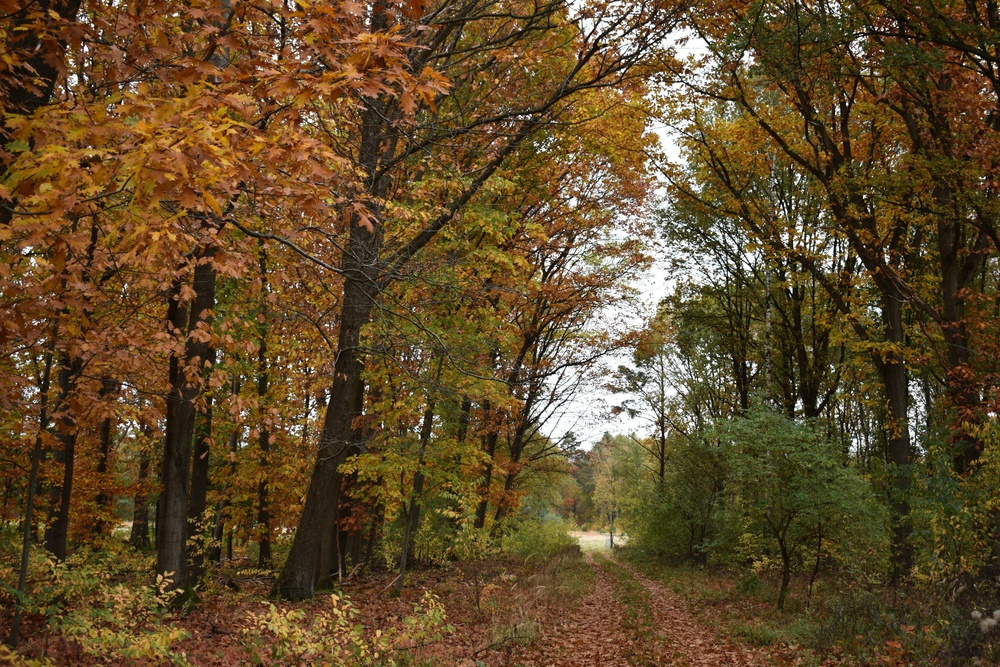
left=8, top=553, right=805, bottom=666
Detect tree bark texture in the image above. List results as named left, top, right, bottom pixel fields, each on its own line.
left=158, top=248, right=216, bottom=592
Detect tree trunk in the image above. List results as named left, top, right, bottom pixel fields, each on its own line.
left=158, top=248, right=216, bottom=592
left=473, top=429, right=498, bottom=530
left=209, top=377, right=240, bottom=563
left=317, top=377, right=367, bottom=585
left=491, top=469, right=519, bottom=532
left=44, top=218, right=102, bottom=558
left=362, top=503, right=383, bottom=574
left=257, top=423, right=272, bottom=570
left=937, top=205, right=981, bottom=474
left=777, top=543, right=791, bottom=611
left=9, top=343, right=55, bottom=647
left=275, top=261, right=377, bottom=598
left=254, top=241, right=272, bottom=568
left=93, top=378, right=120, bottom=536
left=394, top=400, right=434, bottom=595
left=129, top=447, right=151, bottom=549
left=2, top=479, right=12, bottom=528
left=188, top=394, right=214, bottom=580
left=456, top=397, right=472, bottom=444
left=877, top=288, right=913, bottom=583
left=808, top=522, right=822, bottom=601
left=44, top=353, right=83, bottom=560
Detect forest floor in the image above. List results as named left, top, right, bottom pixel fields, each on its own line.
left=7, top=549, right=808, bottom=666
left=497, top=551, right=787, bottom=666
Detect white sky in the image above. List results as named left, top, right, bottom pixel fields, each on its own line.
left=546, top=257, right=674, bottom=448
left=544, top=36, right=708, bottom=449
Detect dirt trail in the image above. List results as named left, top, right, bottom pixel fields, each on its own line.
left=508, top=552, right=775, bottom=667
left=614, top=557, right=775, bottom=667
left=507, top=552, right=635, bottom=665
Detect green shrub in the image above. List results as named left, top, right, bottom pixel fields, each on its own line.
left=731, top=620, right=779, bottom=646
left=503, top=515, right=577, bottom=562
left=815, top=586, right=887, bottom=653
left=736, top=571, right=760, bottom=596
left=2, top=544, right=191, bottom=665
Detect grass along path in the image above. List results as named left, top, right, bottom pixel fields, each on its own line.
left=593, top=552, right=661, bottom=666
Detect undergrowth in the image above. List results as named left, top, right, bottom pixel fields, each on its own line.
left=0, top=543, right=192, bottom=665
left=470, top=545, right=592, bottom=662
left=503, top=515, right=578, bottom=563
left=620, top=546, right=1000, bottom=666
left=243, top=590, right=453, bottom=666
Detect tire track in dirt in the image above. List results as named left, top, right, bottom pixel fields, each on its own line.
left=507, top=552, right=778, bottom=666
left=612, top=556, right=777, bottom=667
left=507, top=552, right=636, bottom=666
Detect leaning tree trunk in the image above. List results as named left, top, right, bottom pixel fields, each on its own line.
left=275, top=229, right=379, bottom=599
left=317, top=382, right=367, bottom=586
left=274, top=48, right=391, bottom=594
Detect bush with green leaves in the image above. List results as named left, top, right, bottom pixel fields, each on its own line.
left=909, top=422, right=1000, bottom=585
left=503, top=514, right=578, bottom=562
left=625, top=434, right=729, bottom=562
left=720, top=406, right=888, bottom=608
left=2, top=544, right=191, bottom=665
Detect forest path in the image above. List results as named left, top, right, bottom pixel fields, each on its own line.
left=509, top=552, right=774, bottom=666
left=611, top=556, right=775, bottom=667
left=507, top=551, right=634, bottom=665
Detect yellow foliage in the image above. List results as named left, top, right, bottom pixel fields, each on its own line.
left=243, top=591, right=453, bottom=666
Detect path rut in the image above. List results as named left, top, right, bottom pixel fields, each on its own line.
left=505, top=553, right=776, bottom=667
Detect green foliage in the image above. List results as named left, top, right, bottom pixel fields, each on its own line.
left=244, top=591, right=453, bottom=667
left=502, top=515, right=578, bottom=562
left=718, top=407, right=887, bottom=603
left=730, top=620, right=779, bottom=646
left=626, top=434, right=728, bottom=562
left=487, top=618, right=541, bottom=649
left=617, top=404, right=887, bottom=586
left=0, top=646, right=55, bottom=667
left=735, top=571, right=760, bottom=596
left=2, top=545, right=191, bottom=665
left=590, top=433, right=647, bottom=541
left=910, top=425, right=1000, bottom=584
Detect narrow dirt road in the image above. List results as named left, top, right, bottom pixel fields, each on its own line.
left=507, top=552, right=634, bottom=665
left=617, top=557, right=776, bottom=667
left=508, top=552, right=777, bottom=666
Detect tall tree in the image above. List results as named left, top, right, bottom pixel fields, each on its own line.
left=274, top=0, right=679, bottom=599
